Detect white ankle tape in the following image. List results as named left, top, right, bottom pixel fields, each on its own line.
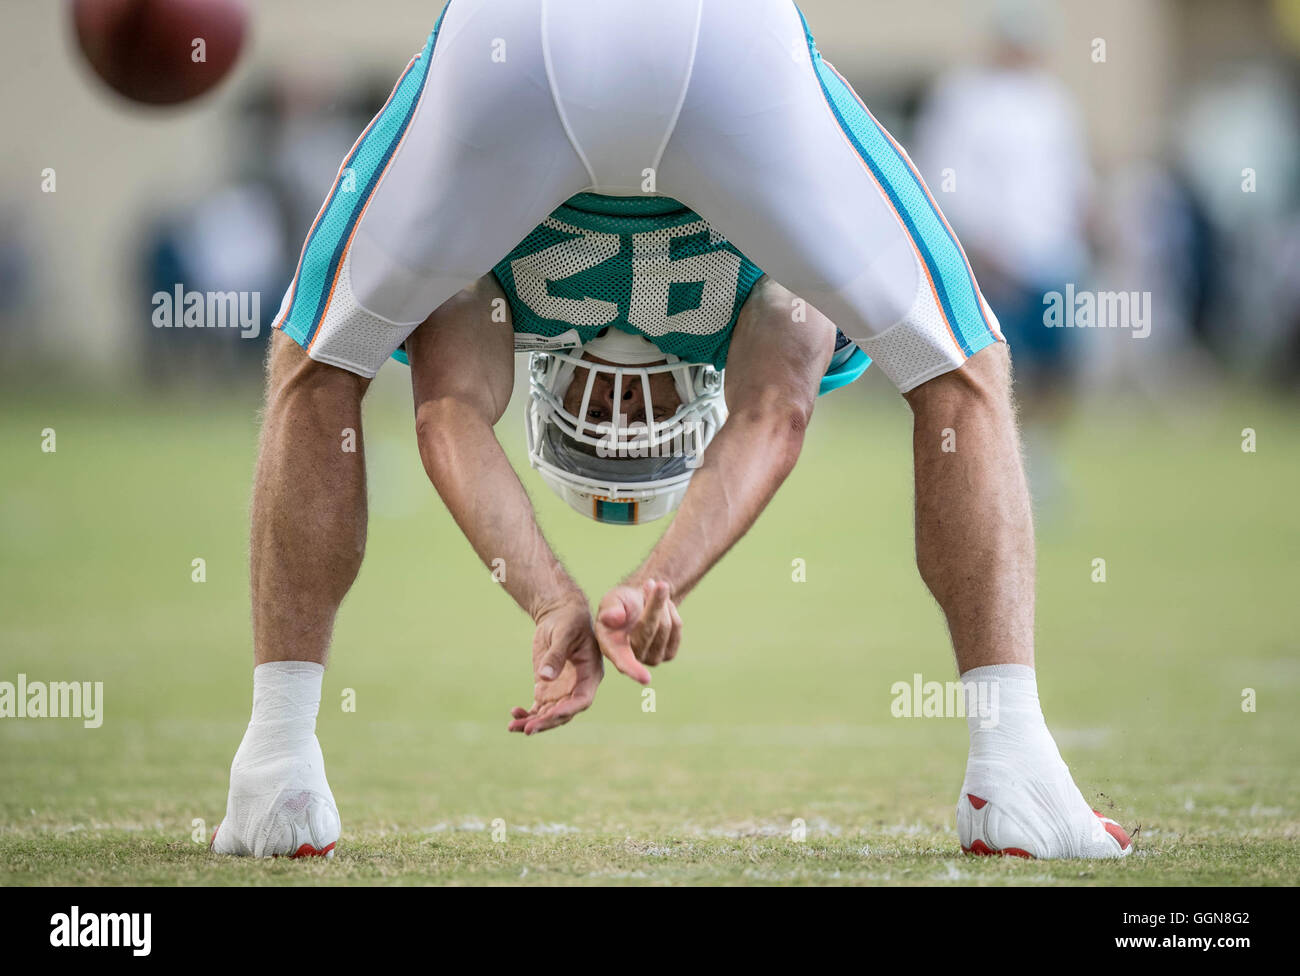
left=960, top=663, right=1069, bottom=781
left=959, top=664, right=1043, bottom=738
left=244, top=661, right=324, bottom=756
left=251, top=661, right=323, bottom=725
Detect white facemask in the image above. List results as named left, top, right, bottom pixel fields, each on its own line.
left=524, top=330, right=727, bottom=524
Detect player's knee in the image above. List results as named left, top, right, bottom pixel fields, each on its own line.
left=905, top=341, right=1013, bottom=416
left=265, top=331, right=369, bottom=411
left=965, top=342, right=1014, bottom=408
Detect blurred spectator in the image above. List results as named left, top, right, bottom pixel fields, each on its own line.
left=1177, top=62, right=1300, bottom=386
left=913, top=0, right=1092, bottom=513
left=1087, top=159, right=1221, bottom=399
left=0, top=205, right=38, bottom=369
left=139, top=181, right=286, bottom=384
left=135, top=72, right=391, bottom=387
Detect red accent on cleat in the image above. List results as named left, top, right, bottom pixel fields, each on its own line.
left=209, top=823, right=220, bottom=849
left=963, top=838, right=1034, bottom=859
left=967, top=794, right=988, bottom=810
left=1095, top=813, right=1132, bottom=851
left=288, top=841, right=335, bottom=859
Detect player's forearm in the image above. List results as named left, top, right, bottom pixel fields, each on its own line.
left=631, top=403, right=807, bottom=600
left=416, top=398, right=582, bottom=620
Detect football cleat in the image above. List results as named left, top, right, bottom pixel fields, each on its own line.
left=958, top=789, right=1132, bottom=860
left=210, top=734, right=340, bottom=859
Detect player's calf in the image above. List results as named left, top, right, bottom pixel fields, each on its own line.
left=252, top=333, right=371, bottom=660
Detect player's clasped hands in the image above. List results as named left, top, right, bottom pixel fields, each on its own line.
left=509, top=580, right=681, bottom=735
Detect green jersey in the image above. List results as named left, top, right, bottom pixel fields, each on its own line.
left=392, top=191, right=868, bottom=391
left=491, top=193, right=765, bottom=369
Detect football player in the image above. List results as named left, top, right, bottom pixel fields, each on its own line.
left=212, top=0, right=1131, bottom=861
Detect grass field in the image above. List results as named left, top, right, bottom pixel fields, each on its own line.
left=1, top=370, right=1297, bottom=886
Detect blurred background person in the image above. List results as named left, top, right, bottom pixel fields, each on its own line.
left=915, top=0, right=1097, bottom=514
left=913, top=0, right=1092, bottom=516
left=1176, top=59, right=1300, bottom=387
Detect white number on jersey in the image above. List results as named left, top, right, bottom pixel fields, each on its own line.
left=510, top=217, right=742, bottom=337
left=510, top=219, right=621, bottom=327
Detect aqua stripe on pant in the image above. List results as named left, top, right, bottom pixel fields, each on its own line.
left=796, top=6, right=997, bottom=358
left=280, top=11, right=446, bottom=349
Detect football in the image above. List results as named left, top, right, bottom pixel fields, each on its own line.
left=71, top=0, right=247, bottom=105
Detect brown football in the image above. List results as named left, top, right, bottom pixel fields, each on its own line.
left=72, top=0, right=248, bottom=105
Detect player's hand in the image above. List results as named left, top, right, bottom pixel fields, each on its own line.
left=595, top=579, right=679, bottom=682
left=509, top=596, right=603, bottom=735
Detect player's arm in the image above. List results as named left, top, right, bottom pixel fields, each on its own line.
left=595, top=279, right=836, bottom=676
left=407, top=276, right=602, bottom=734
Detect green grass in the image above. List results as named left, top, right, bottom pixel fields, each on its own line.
left=1, top=372, right=1297, bottom=885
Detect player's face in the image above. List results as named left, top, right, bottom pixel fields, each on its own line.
left=561, top=353, right=682, bottom=429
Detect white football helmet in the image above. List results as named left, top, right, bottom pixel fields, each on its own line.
left=525, top=329, right=727, bottom=525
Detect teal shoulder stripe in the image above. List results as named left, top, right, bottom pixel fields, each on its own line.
left=795, top=6, right=994, bottom=357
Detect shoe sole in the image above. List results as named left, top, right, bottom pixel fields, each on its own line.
left=209, top=821, right=337, bottom=859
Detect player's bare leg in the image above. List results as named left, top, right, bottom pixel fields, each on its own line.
left=905, top=343, right=1034, bottom=672
left=905, top=343, right=1130, bottom=858
left=211, top=331, right=369, bottom=858
left=250, top=332, right=370, bottom=669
